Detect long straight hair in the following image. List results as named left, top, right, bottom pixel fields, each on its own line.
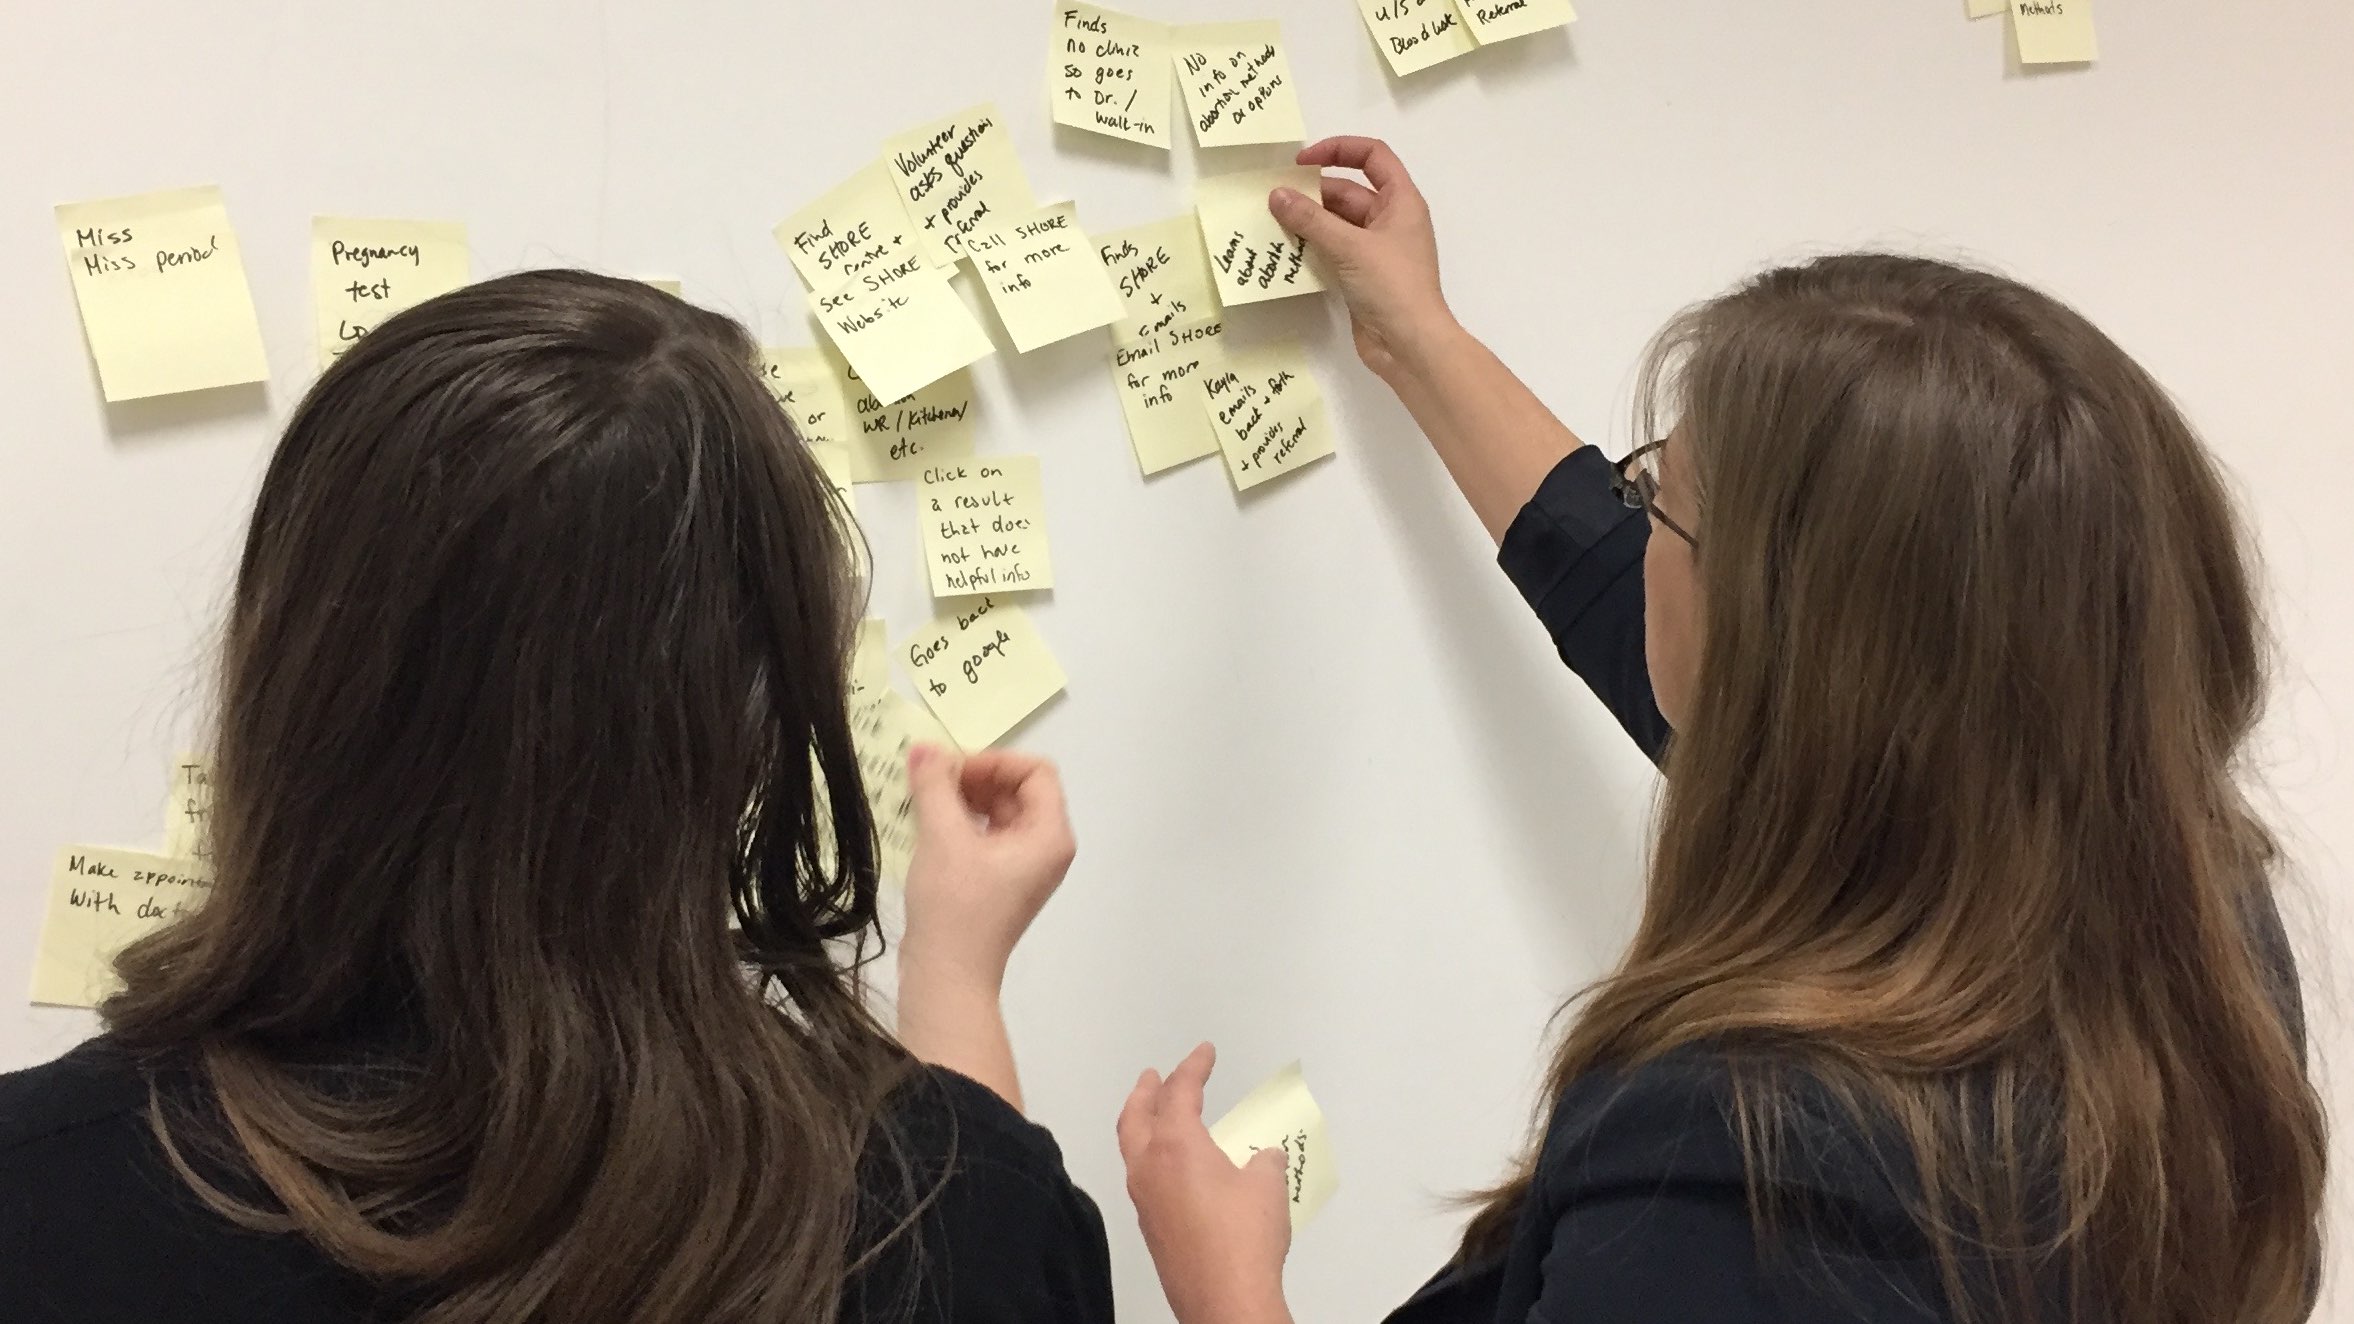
left=102, top=271, right=917, bottom=1322
left=1462, top=254, right=2324, bottom=1323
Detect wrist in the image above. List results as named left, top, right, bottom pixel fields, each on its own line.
left=898, top=933, right=1009, bottom=996
left=1375, top=308, right=1474, bottom=387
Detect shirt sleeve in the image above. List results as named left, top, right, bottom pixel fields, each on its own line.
left=1496, top=447, right=1672, bottom=765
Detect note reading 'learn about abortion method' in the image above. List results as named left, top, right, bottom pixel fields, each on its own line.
left=919, top=455, right=1055, bottom=596
left=1209, top=1061, right=1339, bottom=1231
left=1196, top=168, right=1330, bottom=307
left=900, top=596, right=1066, bottom=749
left=310, top=218, right=468, bottom=364
left=56, top=186, right=270, bottom=402
left=31, top=846, right=214, bottom=1009
left=1175, top=21, right=1307, bottom=147
left=1051, top=3, right=1176, bottom=148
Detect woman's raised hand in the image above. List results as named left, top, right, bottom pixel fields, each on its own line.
left=1270, top=136, right=1458, bottom=379
left=900, top=747, right=1076, bottom=990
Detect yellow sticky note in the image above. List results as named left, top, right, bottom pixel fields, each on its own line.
left=1205, top=339, right=1334, bottom=491
left=310, top=218, right=468, bottom=365
left=641, top=278, right=683, bottom=295
left=31, top=846, right=214, bottom=1009
left=1098, top=215, right=1222, bottom=345
left=55, top=186, right=270, bottom=402
left=849, top=690, right=960, bottom=882
left=1208, top=1062, right=1339, bottom=1232
left=2010, top=0, right=2096, bottom=63
left=843, top=361, right=977, bottom=483
left=920, top=455, right=1054, bottom=596
left=1113, top=321, right=1228, bottom=475
left=900, top=596, right=1066, bottom=749
left=1967, top=0, right=2006, bottom=17
left=851, top=618, right=892, bottom=705
left=968, top=203, right=1127, bottom=353
left=1051, top=3, right=1177, bottom=148
left=761, top=346, right=855, bottom=450
left=885, top=105, right=1039, bottom=266
left=1175, top=21, right=1307, bottom=147
left=811, top=260, right=994, bottom=408
left=1450, top=0, right=1575, bottom=45
left=1196, top=168, right=1331, bottom=307
left=1357, top=0, right=1477, bottom=76
left=161, top=753, right=213, bottom=862
left=775, top=160, right=932, bottom=290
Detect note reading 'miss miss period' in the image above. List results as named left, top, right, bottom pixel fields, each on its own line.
left=55, top=186, right=270, bottom=402
left=2009, top=0, right=2096, bottom=63
left=310, top=218, right=468, bottom=365
left=1097, top=215, right=1222, bottom=345
left=1358, top=0, right=1476, bottom=76
left=884, top=105, right=1039, bottom=267
left=1196, top=168, right=1330, bottom=308
left=31, top=846, right=214, bottom=1009
left=1113, top=321, right=1227, bottom=476
left=1209, top=1061, right=1339, bottom=1231
left=1452, top=0, right=1575, bottom=45
left=919, top=456, right=1055, bottom=596
left=810, top=257, right=994, bottom=410
left=775, top=160, right=932, bottom=290
left=1205, top=338, right=1333, bottom=491
left=1051, top=3, right=1176, bottom=148
left=967, top=203, right=1127, bottom=353
left=900, top=596, right=1066, bottom=749
left=1175, top=21, right=1307, bottom=147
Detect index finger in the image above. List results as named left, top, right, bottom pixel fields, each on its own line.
left=1296, top=136, right=1414, bottom=193
left=961, top=752, right=1068, bottom=829
left=1160, top=1041, right=1217, bottom=1124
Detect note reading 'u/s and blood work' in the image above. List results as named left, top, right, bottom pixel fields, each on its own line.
left=1051, top=3, right=1176, bottom=148
left=885, top=105, right=1038, bottom=267
left=1209, top=1062, right=1339, bottom=1232
left=1114, top=321, right=1228, bottom=475
left=920, top=456, right=1055, bottom=596
left=810, top=257, right=994, bottom=410
left=31, top=846, right=214, bottom=1009
left=901, top=596, right=1066, bottom=749
left=775, top=160, right=931, bottom=290
left=1358, top=0, right=1476, bottom=76
left=967, top=203, right=1127, bottom=353
left=1175, top=21, right=1306, bottom=147
left=1098, top=215, right=1222, bottom=345
left=162, top=754, right=213, bottom=861
left=55, top=186, right=270, bottom=402
left=1453, top=0, right=1575, bottom=45
left=1205, top=339, right=1333, bottom=491
left=309, top=218, right=468, bottom=365
left=2009, top=0, right=2096, bottom=63
left=1196, top=168, right=1331, bottom=307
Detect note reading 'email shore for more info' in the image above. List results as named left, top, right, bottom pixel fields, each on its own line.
left=56, top=185, right=270, bottom=402
left=1050, top=3, right=1176, bottom=148
left=1114, top=321, right=1227, bottom=476
left=901, top=596, right=1066, bottom=749
left=1196, top=168, right=1329, bottom=307
left=1209, top=1061, right=1339, bottom=1231
left=310, top=217, right=469, bottom=365
left=1205, top=339, right=1334, bottom=491
left=31, top=846, right=214, bottom=1009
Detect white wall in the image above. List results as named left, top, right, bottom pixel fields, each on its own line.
left=3, top=1, right=2349, bottom=1319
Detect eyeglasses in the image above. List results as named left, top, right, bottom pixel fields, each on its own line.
left=1611, top=439, right=1698, bottom=549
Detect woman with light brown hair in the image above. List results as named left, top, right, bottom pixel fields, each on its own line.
left=1122, top=137, right=2325, bottom=1324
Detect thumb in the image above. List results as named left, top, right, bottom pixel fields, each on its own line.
left=906, top=745, right=966, bottom=836
left=1269, top=187, right=1360, bottom=260
left=1246, top=1144, right=1292, bottom=1189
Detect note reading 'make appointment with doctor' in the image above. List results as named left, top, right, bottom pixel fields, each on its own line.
left=1051, top=3, right=1175, bottom=148
left=901, top=595, right=1066, bottom=749
left=32, top=846, right=214, bottom=1009
left=56, top=185, right=270, bottom=402
left=920, top=456, right=1055, bottom=596
left=310, top=218, right=468, bottom=364
left=1175, top=21, right=1306, bottom=147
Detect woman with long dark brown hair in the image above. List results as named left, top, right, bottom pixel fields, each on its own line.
left=0, top=272, right=1111, bottom=1323
left=1121, top=138, right=2325, bottom=1324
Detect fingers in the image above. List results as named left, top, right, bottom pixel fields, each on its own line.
left=905, top=744, right=965, bottom=831
left=1117, top=1067, right=1162, bottom=1163
left=1269, top=187, right=1355, bottom=252
left=1246, top=1144, right=1290, bottom=1185
left=1161, top=1041, right=1217, bottom=1124
left=1321, top=176, right=1379, bottom=227
left=958, top=753, right=1071, bottom=843
left=1296, top=135, right=1416, bottom=194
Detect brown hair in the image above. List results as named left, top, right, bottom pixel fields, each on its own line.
left=102, top=271, right=919, bottom=1322
left=1463, top=254, right=2323, bottom=1322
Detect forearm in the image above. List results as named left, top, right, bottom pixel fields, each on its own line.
left=1379, top=320, right=1589, bottom=543
left=895, top=957, right=1023, bottom=1111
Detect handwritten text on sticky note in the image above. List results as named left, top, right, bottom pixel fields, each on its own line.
left=843, top=362, right=976, bottom=483
left=968, top=203, right=1127, bottom=353
left=56, top=186, right=271, bottom=402
left=1114, top=321, right=1228, bottom=475
left=310, top=218, right=468, bottom=364
left=1098, top=215, right=1222, bottom=345
left=2010, top=0, right=2096, bottom=63
left=31, top=846, right=213, bottom=1009
left=901, top=596, right=1066, bottom=749
left=1206, top=339, right=1334, bottom=491
left=775, top=161, right=930, bottom=290
left=1209, top=1061, right=1339, bottom=1231
left=812, top=260, right=994, bottom=408
left=920, top=456, right=1054, bottom=596
left=1052, top=3, right=1176, bottom=148
left=885, top=105, right=1039, bottom=266
left=1176, top=22, right=1307, bottom=147
left=1196, top=168, right=1330, bottom=307
left=1358, top=0, right=1476, bottom=75
left=1451, top=0, right=1575, bottom=45
left=162, top=754, right=213, bottom=862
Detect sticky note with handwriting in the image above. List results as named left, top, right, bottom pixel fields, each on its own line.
left=1196, top=168, right=1330, bottom=307
left=162, top=754, right=213, bottom=862
left=968, top=203, right=1127, bottom=353
left=2010, top=0, right=2096, bottom=63
left=850, top=689, right=959, bottom=881
left=811, top=259, right=994, bottom=408
left=1208, top=1061, right=1339, bottom=1231
left=1967, top=0, right=2005, bottom=16
left=1358, top=0, right=1476, bottom=75
left=775, top=160, right=931, bottom=290
left=1113, top=321, right=1227, bottom=475
left=1051, top=3, right=1176, bottom=148
left=1451, top=0, right=1574, bottom=44
left=55, top=186, right=270, bottom=402
left=310, top=218, right=468, bottom=364
left=1205, top=339, right=1333, bottom=491
left=1175, top=21, right=1307, bottom=147
left=901, top=596, right=1066, bottom=749
left=1098, top=215, right=1221, bottom=345
left=885, top=105, right=1038, bottom=266
left=31, top=846, right=214, bottom=1009
left=920, top=456, right=1054, bottom=596
left=762, top=346, right=855, bottom=450
left=844, top=362, right=977, bottom=483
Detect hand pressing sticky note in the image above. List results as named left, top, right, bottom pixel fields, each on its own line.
left=967, top=203, right=1127, bottom=353
left=1451, top=0, right=1574, bottom=45
left=775, top=160, right=931, bottom=290
left=1114, top=321, right=1228, bottom=475
left=885, top=105, right=1038, bottom=266
left=845, top=362, right=977, bottom=483
left=1051, top=3, right=1177, bottom=148
left=161, top=754, right=213, bottom=862
left=1205, top=339, right=1334, bottom=491
left=1175, top=21, right=1307, bottom=147
left=1209, top=1061, right=1339, bottom=1232
left=920, top=455, right=1054, bottom=596
left=56, top=186, right=270, bottom=402
left=901, top=596, right=1066, bottom=749
left=1098, top=215, right=1222, bottom=345
left=2009, top=0, right=2096, bottom=63
left=1358, top=0, right=1476, bottom=76
left=1196, top=168, right=1330, bottom=308
left=311, top=218, right=468, bottom=365
left=811, top=260, right=994, bottom=409
left=31, top=846, right=214, bottom=1009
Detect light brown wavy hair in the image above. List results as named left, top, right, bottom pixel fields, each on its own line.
left=1461, top=254, right=2324, bottom=1323
left=102, top=271, right=923, bottom=1322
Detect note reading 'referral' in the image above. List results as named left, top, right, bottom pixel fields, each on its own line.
left=1113, top=321, right=1227, bottom=476
left=1051, top=3, right=1176, bottom=148
left=967, top=202, right=1127, bottom=353
left=1204, top=339, right=1334, bottom=491
left=1195, top=168, right=1330, bottom=307
left=900, top=596, right=1066, bottom=749
left=919, top=456, right=1055, bottom=597
left=884, top=105, right=1038, bottom=266
left=161, top=754, right=213, bottom=862
left=1097, top=215, right=1222, bottom=345
left=775, top=160, right=931, bottom=290
left=310, top=218, right=469, bottom=365
left=1357, top=0, right=1476, bottom=76
left=811, top=259, right=994, bottom=408
left=55, top=186, right=270, bottom=402
left=1175, top=21, right=1307, bottom=147
left=2009, top=0, right=2096, bottom=63
left=1451, top=0, right=1575, bottom=45
left=31, top=846, right=214, bottom=1009
left=1208, top=1061, right=1339, bottom=1232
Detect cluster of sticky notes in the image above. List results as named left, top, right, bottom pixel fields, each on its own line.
left=1355, top=0, right=1571, bottom=77
left=920, top=456, right=1056, bottom=596
left=841, top=618, right=962, bottom=880
left=32, top=846, right=213, bottom=1009
left=310, top=218, right=469, bottom=364
left=55, top=186, right=271, bottom=402
left=901, top=595, right=1068, bottom=749
left=1209, top=1061, right=1340, bottom=1230
left=1968, top=0, right=2097, bottom=65
left=1049, top=7, right=1307, bottom=149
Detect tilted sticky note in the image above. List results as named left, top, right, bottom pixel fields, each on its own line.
left=775, top=160, right=931, bottom=290
left=1051, top=3, right=1177, bottom=148
left=1451, top=0, right=1575, bottom=45
left=900, top=595, right=1066, bottom=749
left=1204, top=339, right=1334, bottom=491
left=1175, top=21, right=1307, bottom=147
left=811, top=259, right=994, bottom=408
left=843, top=361, right=977, bottom=483
left=1357, top=0, right=1476, bottom=76
left=968, top=203, right=1127, bottom=353
left=161, top=754, right=213, bottom=862
left=641, top=278, right=683, bottom=295
left=55, top=186, right=270, bottom=402
left=885, top=105, right=1039, bottom=266
left=1208, top=1061, right=1339, bottom=1231
left=311, top=218, right=469, bottom=365
left=1097, top=215, right=1222, bottom=345
left=920, top=455, right=1054, bottom=596
left=2010, top=0, right=2096, bottom=63
left=1967, top=0, right=2006, bottom=17
left=1113, top=321, right=1228, bottom=475
left=31, top=846, right=214, bottom=1009
left=1196, top=168, right=1331, bottom=307
left=849, top=689, right=959, bottom=882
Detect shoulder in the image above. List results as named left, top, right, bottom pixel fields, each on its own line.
left=0, top=1036, right=156, bottom=1157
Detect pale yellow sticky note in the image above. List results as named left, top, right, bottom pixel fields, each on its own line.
left=1450, top=0, right=1575, bottom=45
left=1358, top=0, right=1477, bottom=75
left=849, top=690, right=960, bottom=881
left=1967, top=0, right=2006, bottom=17
left=1205, top=339, right=1334, bottom=491
left=641, top=278, right=683, bottom=295
left=1051, top=3, right=1177, bottom=148
left=968, top=203, right=1127, bottom=353
left=885, top=105, right=1039, bottom=266
left=310, top=218, right=468, bottom=364
left=161, top=753, right=213, bottom=862
left=1175, top=22, right=1307, bottom=147
left=1209, top=1061, right=1339, bottom=1232
left=843, top=361, right=978, bottom=482
left=2010, top=0, right=2096, bottom=63
left=812, top=259, right=994, bottom=407
left=900, top=596, right=1066, bottom=749
left=1196, top=168, right=1331, bottom=307
left=851, top=618, right=892, bottom=704
left=30, top=846, right=214, bottom=1009
left=762, top=346, right=855, bottom=450
left=1113, top=321, right=1228, bottom=475
left=55, top=186, right=270, bottom=402
left=919, top=455, right=1054, bottom=596
left=1098, top=215, right=1222, bottom=345
left=775, top=160, right=932, bottom=290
